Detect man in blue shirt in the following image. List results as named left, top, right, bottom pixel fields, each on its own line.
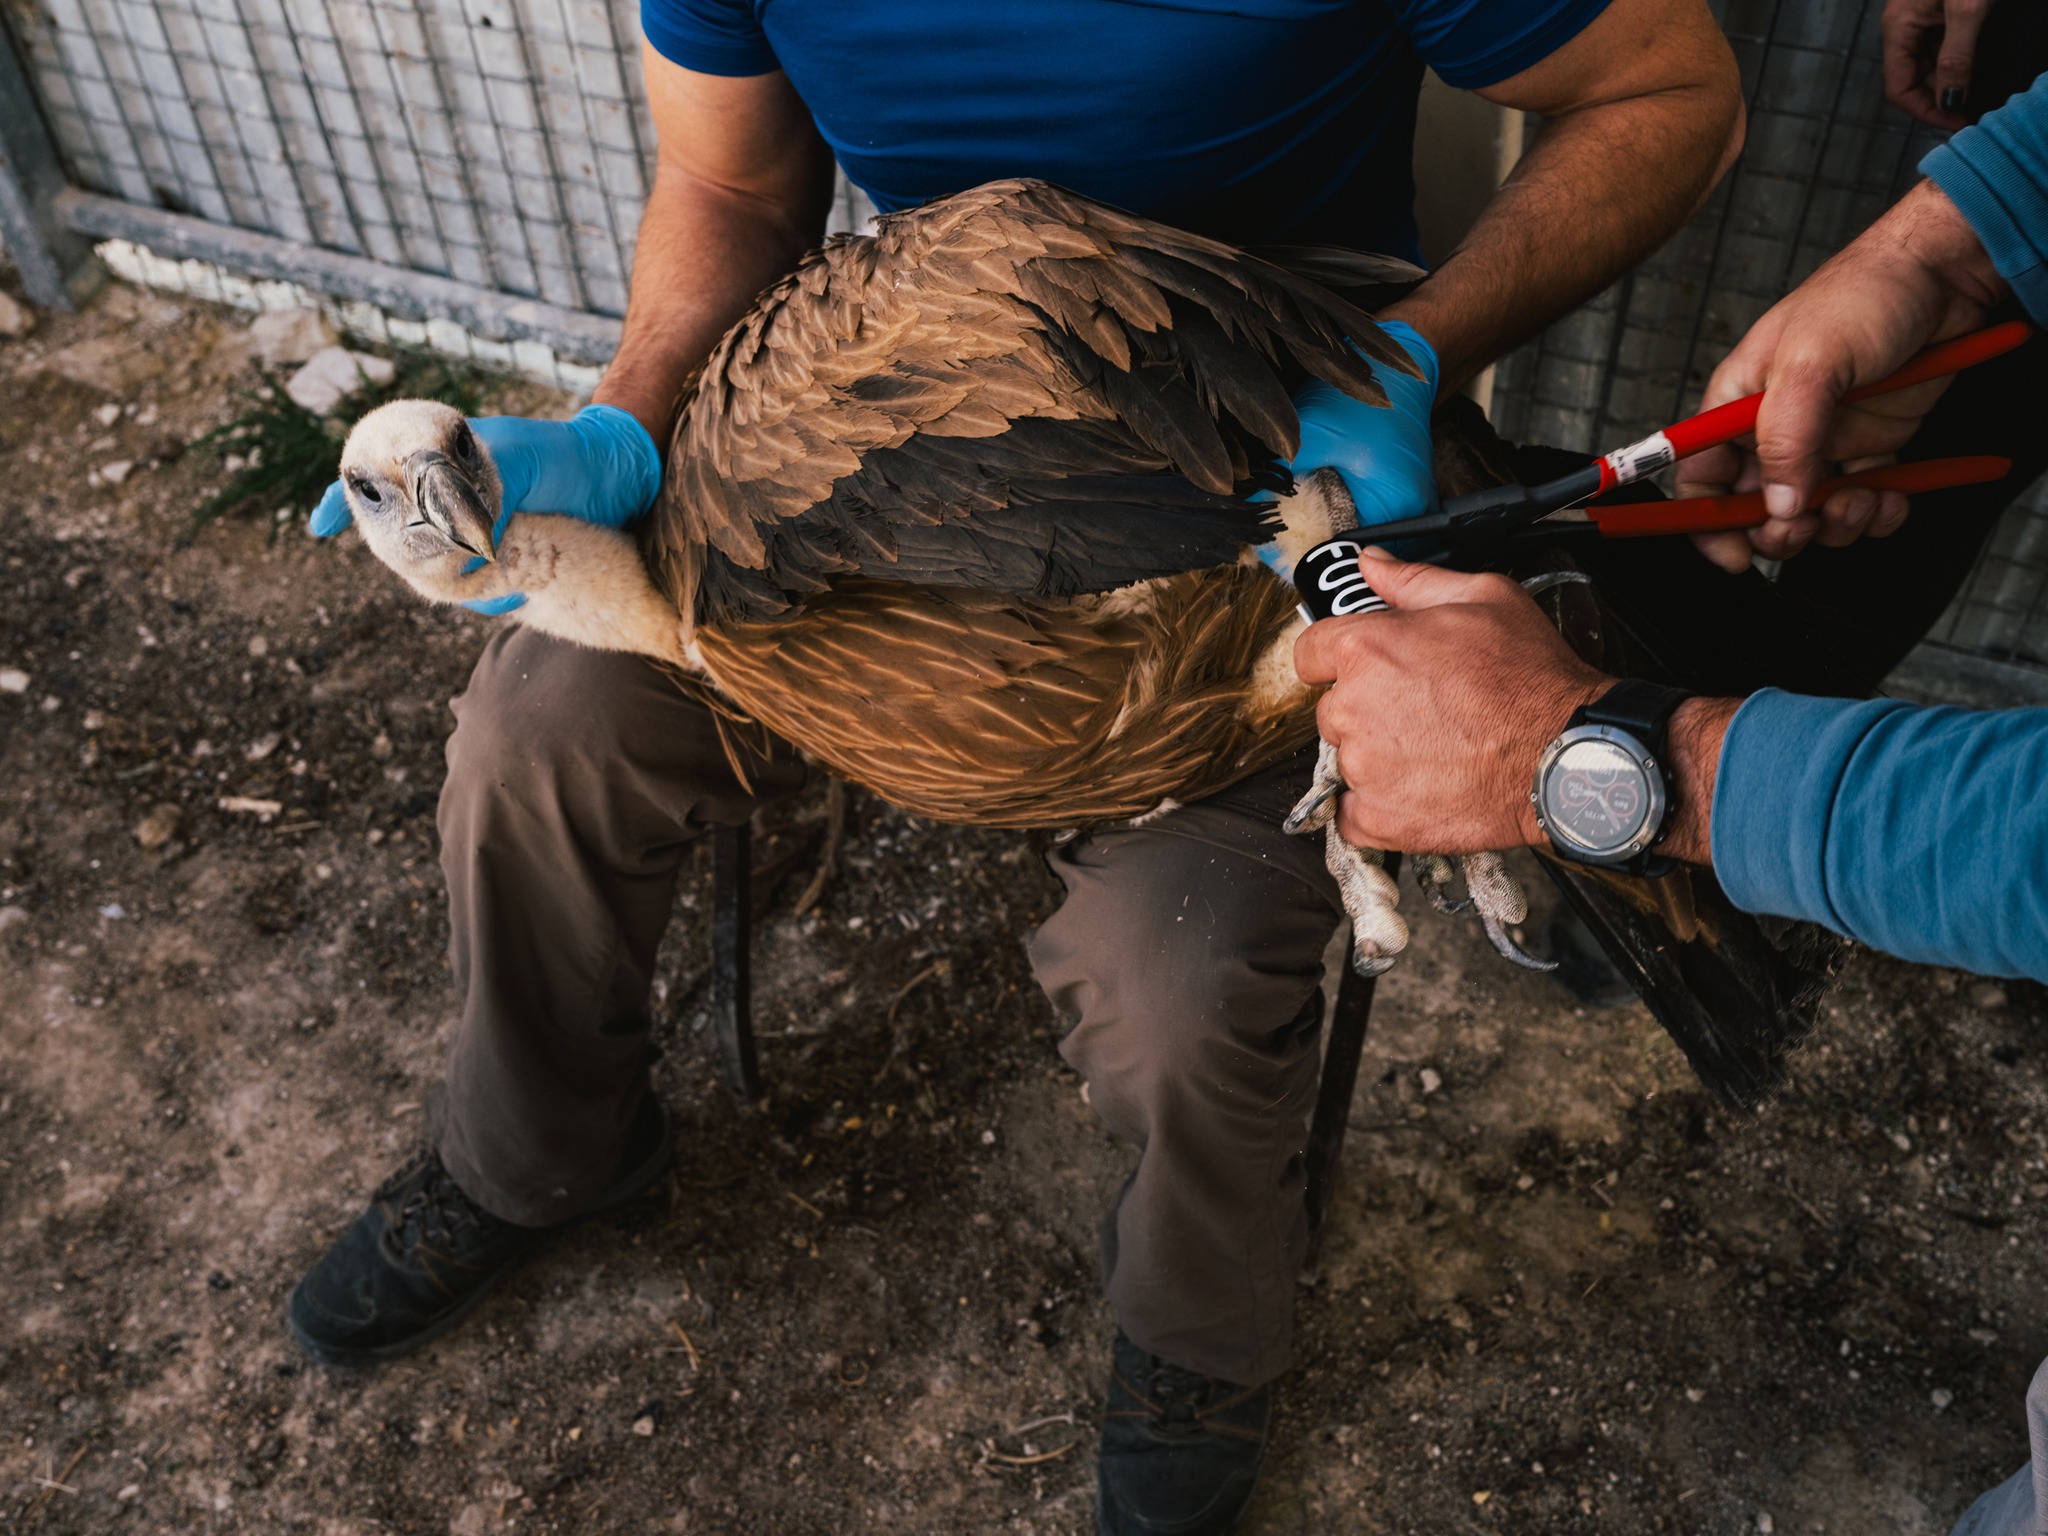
left=290, top=3, right=1743, bottom=1528
left=1295, top=68, right=2048, bottom=1535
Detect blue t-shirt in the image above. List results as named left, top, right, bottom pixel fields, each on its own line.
left=640, top=0, right=1609, bottom=261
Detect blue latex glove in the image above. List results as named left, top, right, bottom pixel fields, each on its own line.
left=309, top=403, right=662, bottom=614
left=1286, top=319, right=1441, bottom=529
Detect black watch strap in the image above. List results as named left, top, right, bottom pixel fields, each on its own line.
left=1572, top=679, right=1689, bottom=762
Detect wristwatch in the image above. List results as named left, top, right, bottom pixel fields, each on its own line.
left=1530, top=679, right=1690, bottom=873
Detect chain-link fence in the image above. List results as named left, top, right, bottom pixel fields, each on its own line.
left=3, top=0, right=2046, bottom=677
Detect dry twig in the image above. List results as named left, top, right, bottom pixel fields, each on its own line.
left=26, top=1444, right=90, bottom=1522
left=669, top=1320, right=701, bottom=1373
left=793, top=779, right=848, bottom=916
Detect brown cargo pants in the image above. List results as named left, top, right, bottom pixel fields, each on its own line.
left=429, top=623, right=1345, bottom=1387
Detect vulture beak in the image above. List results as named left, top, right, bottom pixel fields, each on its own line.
left=408, top=449, right=497, bottom=561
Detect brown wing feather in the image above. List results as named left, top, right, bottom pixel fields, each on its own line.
left=693, top=564, right=1313, bottom=827
left=649, top=179, right=1414, bottom=631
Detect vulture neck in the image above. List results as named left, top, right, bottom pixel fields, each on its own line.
left=450, top=515, right=695, bottom=672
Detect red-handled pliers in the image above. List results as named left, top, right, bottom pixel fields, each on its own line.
left=1585, top=455, right=2014, bottom=537
left=1352, top=320, right=2034, bottom=556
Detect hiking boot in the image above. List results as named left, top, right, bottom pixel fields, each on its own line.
left=287, top=1096, right=671, bottom=1368
left=1097, top=1330, right=1274, bottom=1535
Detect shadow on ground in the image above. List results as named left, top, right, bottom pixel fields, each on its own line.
left=3, top=281, right=2046, bottom=1536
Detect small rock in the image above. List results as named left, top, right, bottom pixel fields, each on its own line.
left=247, top=634, right=269, bottom=658
left=93, top=401, right=123, bottom=428
left=115, top=1484, right=140, bottom=1503
left=135, top=403, right=158, bottom=428
left=1418, top=1067, right=1442, bottom=1095
left=0, top=907, right=26, bottom=933
left=285, top=346, right=395, bottom=415
left=1757, top=1515, right=1774, bottom=1535
left=248, top=307, right=336, bottom=368
left=1932, top=1388, right=1954, bottom=1411
left=134, top=803, right=182, bottom=850
left=245, top=732, right=281, bottom=762
left=99, top=459, right=134, bottom=487
left=1891, top=1132, right=1912, bottom=1153
left=1972, top=981, right=2009, bottom=1011
left=45, top=335, right=167, bottom=392
left=370, top=732, right=393, bottom=761
left=218, top=795, right=284, bottom=821
left=0, top=668, right=28, bottom=694
left=39, top=695, right=59, bottom=713
left=98, top=903, right=127, bottom=920
left=0, top=291, right=34, bottom=338
left=1685, top=1387, right=1706, bottom=1403
left=1514, top=1173, right=1535, bottom=1191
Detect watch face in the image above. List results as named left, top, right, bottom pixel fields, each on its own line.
left=1540, top=738, right=1652, bottom=856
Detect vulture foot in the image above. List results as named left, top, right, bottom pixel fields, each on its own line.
left=1291, top=741, right=1407, bottom=975
left=1286, top=745, right=1554, bottom=975
left=1411, top=853, right=1471, bottom=915
left=1324, top=831, right=1407, bottom=977
left=1462, top=851, right=1555, bottom=972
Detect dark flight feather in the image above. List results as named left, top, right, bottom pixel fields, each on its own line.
left=650, top=178, right=1411, bottom=630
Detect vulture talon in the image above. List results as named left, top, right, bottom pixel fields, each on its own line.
left=1284, top=740, right=1346, bottom=837
left=1480, top=908, right=1559, bottom=972
left=1410, top=852, right=1466, bottom=914
left=1460, top=851, right=1555, bottom=972
left=1283, top=777, right=1342, bottom=836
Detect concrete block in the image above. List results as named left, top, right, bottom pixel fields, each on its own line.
left=285, top=346, right=395, bottom=414
left=248, top=307, right=338, bottom=367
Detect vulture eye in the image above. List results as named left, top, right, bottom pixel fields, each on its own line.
left=350, top=475, right=384, bottom=506
left=452, top=422, right=477, bottom=463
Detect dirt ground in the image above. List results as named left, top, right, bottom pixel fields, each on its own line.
left=5, top=279, right=2048, bottom=1536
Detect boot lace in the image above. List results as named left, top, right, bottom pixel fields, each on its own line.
left=378, top=1149, right=498, bottom=1261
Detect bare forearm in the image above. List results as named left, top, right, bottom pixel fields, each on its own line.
left=1380, top=0, right=1743, bottom=395
left=592, top=159, right=832, bottom=443
left=1388, top=89, right=1740, bottom=393
left=1656, top=695, right=1740, bottom=864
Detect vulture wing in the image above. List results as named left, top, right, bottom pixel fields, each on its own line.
left=650, top=179, right=1421, bottom=629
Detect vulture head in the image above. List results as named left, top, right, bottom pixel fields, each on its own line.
left=338, top=400, right=503, bottom=581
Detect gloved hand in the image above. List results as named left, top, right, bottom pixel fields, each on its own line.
left=1286, top=318, right=1441, bottom=528
left=309, top=403, right=662, bottom=614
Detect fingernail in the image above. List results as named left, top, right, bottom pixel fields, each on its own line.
left=1940, top=87, right=1967, bottom=113
left=1763, top=483, right=1802, bottom=519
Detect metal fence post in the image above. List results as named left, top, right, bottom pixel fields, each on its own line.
left=0, top=17, right=97, bottom=310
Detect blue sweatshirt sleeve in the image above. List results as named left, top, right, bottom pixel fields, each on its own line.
left=1922, top=71, right=2048, bottom=325
left=1711, top=690, right=2048, bottom=982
